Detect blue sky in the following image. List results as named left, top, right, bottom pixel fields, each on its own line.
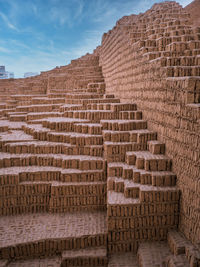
left=0, top=0, right=192, bottom=78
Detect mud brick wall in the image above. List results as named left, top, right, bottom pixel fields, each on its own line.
left=0, top=171, right=107, bottom=215
left=45, top=54, right=104, bottom=91
left=99, top=1, right=200, bottom=245
left=184, top=0, right=200, bottom=27
left=107, top=201, right=179, bottom=253
left=0, top=234, right=107, bottom=260
left=0, top=76, right=47, bottom=102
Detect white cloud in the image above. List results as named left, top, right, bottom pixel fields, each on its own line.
left=31, top=4, right=38, bottom=16
left=74, top=0, right=84, bottom=20
left=0, top=46, right=11, bottom=53
left=0, top=11, right=19, bottom=31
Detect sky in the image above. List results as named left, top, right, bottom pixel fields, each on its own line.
left=0, top=0, right=192, bottom=78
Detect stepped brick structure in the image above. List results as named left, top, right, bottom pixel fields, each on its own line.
left=0, top=1, right=199, bottom=266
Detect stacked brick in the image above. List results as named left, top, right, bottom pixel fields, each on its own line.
left=138, top=230, right=200, bottom=266
left=100, top=0, right=200, bottom=245
left=106, top=127, right=180, bottom=252
left=0, top=1, right=199, bottom=265
left=0, top=56, right=110, bottom=264
left=0, top=212, right=107, bottom=262
left=0, top=49, right=181, bottom=264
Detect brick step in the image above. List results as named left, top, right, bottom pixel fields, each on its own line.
left=9, top=114, right=27, bottom=122
left=126, top=151, right=172, bottom=171
left=1, top=108, right=22, bottom=116
left=68, top=133, right=103, bottom=146
left=166, top=255, right=190, bottom=267
left=138, top=241, right=171, bottom=267
left=104, top=142, right=146, bottom=163
left=168, top=230, right=191, bottom=255
left=166, top=76, right=200, bottom=104
left=76, top=77, right=104, bottom=85
left=65, top=98, right=120, bottom=105
left=10, top=95, right=46, bottom=101
left=107, top=190, right=140, bottom=206
left=108, top=162, right=176, bottom=186
left=63, top=110, right=142, bottom=121
left=49, top=89, right=82, bottom=93
left=16, top=103, right=61, bottom=112
left=161, top=55, right=200, bottom=66
left=55, top=88, right=105, bottom=95
left=41, top=117, right=90, bottom=132
left=47, top=93, right=71, bottom=98
left=7, top=257, right=61, bottom=267
left=61, top=246, right=107, bottom=267
left=148, top=140, right=165, bottom=154
left=59, top=104, right=84, bottom=112
left=0, top=180, right=106, bottom=213
left=22, top=123, right=50, bottom=140
left=101, top=119, right=147, bottom=131
left=47, top=131, right=103, bottom=146
left=103, top=129, right=157, bottom=143
left=168, top=28, right=194, bottom=37
left=0, top=120, right=26, bottom=131
left=49, top=180, right=106, bottom=198
left=65, top=93, right=104, bottom=100
left=3, top=141, right=103, bottom=156
left=108, top=253, right=139, bottom=267
left=86, top=87, right=105, bottom=94
left=0, top=130, right=34, bottom=148
left=87, top=82, right=105, bottom=89
left=156, top=35, right=199, bottom=47
left=66, top=69, right=102, bottom=76
left=185, top=243, right=200, bottom=266
left=137, top=233, right=199, bottom=266
left=166, top=41, right=200, bottom=53
left=0, top=211, right=107, bottom=260
left=23, top=123, right=103, bottom=139
left=74, top=123, right=103, bottom=135
left=0, top=166, right=106, bottom=185
left=108, top=176, right=179, bottom=202
left=5, top=100, right=17, bottom=107
left=32, top=97, right=65, bottom=105
left=108, top=176, right=139, bottom=198
left=26, top=111, right=63, bottom=121
left=107, top=191, right=179, bottom=253
left=166, top=65, right=200, bottom=77
left=0, top=153, right=105, bottom=170
left=7, top=112, right=27, bottom=119
left=140, top=46, right=159, bottom=54
left=71, top=73, right=103, bottom=79
left=87, top=103, right=138, bottom=112
left=0, top=103, right=7, bottom=110
left=0, top=259, right=8, bottom=266
left=11, top=101, right=33, bottom=107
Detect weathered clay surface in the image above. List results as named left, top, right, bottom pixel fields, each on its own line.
left=0, top=1, right=199, bottom=266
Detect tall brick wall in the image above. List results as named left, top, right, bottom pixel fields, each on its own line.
left=184, top=0, right=200, bottom=27
left=99, top=1, right=200, bottom=245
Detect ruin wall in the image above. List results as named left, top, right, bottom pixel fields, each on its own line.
left=99, top=1, right=200, bottom=245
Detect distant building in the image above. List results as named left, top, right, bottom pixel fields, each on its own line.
left=0, top=66, right=14, bottom=79
left=0, top=66, right=7, bottom=79
left=9, top=72, right=14, bottom=79
left=24, top=72, right=39, bottom=78
left=0, top=66, right=5, bottom=72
